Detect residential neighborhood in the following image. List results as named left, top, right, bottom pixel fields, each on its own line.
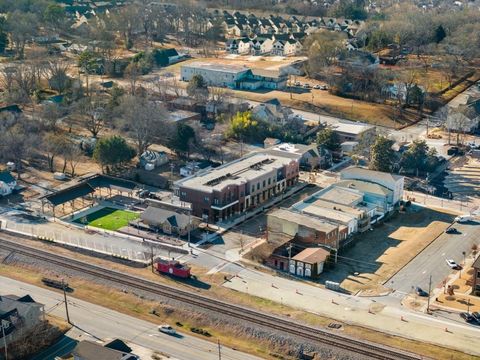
left=1, top=1, right=480, bottom=360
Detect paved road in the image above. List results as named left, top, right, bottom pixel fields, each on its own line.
left=388, top=221, right=480, bottom=293
left=1, top=276, right=262, bottom=360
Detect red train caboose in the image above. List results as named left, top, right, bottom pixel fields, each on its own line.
left=154, top=259, right=191, bottom=279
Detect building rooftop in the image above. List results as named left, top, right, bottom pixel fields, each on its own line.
left=317, top=186, right=364, bottom=206
left=182, top=61, right=248, bottom=74
left=341, top=166, right=404, bottom=183
left=262, top=143, right=308, bottom=160
left=310, top=199, right=365, bottom=217
left=177, top=153, right=296, bottom=193
left=335, top=179, right=392, bottom=197
left=269, top=208, right=338, bottom=233
left=292, top=247, right=330, bottom=264
left=473, top=254, right=480, bottom=269
left=167, top=109, right=199, bottom=122
left=72, top=340, right=137, bottom=360
left=300, top=204, right=357, bottom=224
left=331, top=120, right=374, bottom=135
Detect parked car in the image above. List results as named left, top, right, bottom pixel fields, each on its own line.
left=460, top=312, right=476, bottom=323
left=137, top=189, right=150, bottom=198
left=445, top=227, right=460, bottom=234
left=455, top=215, right=474, bottom=223
left=158, top=324, right=176, bottom=335
left=303, top=83, right=311, bottom=88
left=415, top=287, right=429, bottom=297
left=320, top=85, right=328, bottom=90
left=445, top=259, right=461, bottom=270
left=313, top=84, right=321, bottom=89
left=472, top=312, right=480, bottom=322
left=294, top=81, right=301, bottom=86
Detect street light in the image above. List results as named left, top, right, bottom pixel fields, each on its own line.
left=1, top=319, right=8, bottom=360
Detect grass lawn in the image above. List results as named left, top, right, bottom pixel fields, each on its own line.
left=74, top=207, right=139, bottom=231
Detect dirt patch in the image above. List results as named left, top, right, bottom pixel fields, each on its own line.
left=320, top=206, right=455, bottom=294
left=5, top=315, right=70, bottom=360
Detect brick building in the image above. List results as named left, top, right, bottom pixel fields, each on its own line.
left=175, top=153, right=299, bottom=223
left=472, top=255, right=480, bottom=296
left=267, top=208, right=345, bottom=249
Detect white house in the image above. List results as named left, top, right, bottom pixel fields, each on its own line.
left=0, top=171, right=16, bottom=196
left=251, top=38, right=273, bottom=55
left=238, top=38, right=252, bottom=54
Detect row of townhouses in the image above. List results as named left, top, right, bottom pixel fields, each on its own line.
left=216, top=10, right=364, bottom=39
left=225, top=34, right=303, bottom=56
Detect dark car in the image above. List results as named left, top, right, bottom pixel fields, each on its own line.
left=472, top=312, right=480, bottom=322
left=460, top=312, right=476, bottom=323
left=445, top=227, right=460, bottom=234
left=415, top=287, right=429, bottom=297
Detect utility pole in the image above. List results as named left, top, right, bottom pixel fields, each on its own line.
left=427, top=274, right=432, bottom=313
left=187, top=210, right=191, bottom=248
left=1, top=319, right=8, bottom=360
left=150, top=245, right=155, bottom=273
left=62, top=280, right=71, bottom=325
left=217, top=339, right=222, bottom=360
left=287, top=243, right=293, bottom=274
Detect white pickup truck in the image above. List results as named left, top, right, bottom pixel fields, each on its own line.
left=454, top=215, right=480, bottom=223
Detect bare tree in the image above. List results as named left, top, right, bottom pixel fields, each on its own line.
left=0, top=116, right=40, bottom=178
left=6, top=11, right=38, bottom=59
left=124, top=62, right=141, bottom=96
left=63, top=141, right=83, bottom=177
left=42, top=132, right=68, bottom=172
left=40, top=103, right=64, bottom=132
left=117, top=96, right=172, bottom=155
left=74, top=96, right=107, bottom=138
left=47, top=61, right=72, bottom=94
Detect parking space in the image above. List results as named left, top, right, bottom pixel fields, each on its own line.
left=388, top=220, right=480, bottom=294
left=318, top=205, right=455, bottom=294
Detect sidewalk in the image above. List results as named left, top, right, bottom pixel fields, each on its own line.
left=224, top=268, right=480, bottom=356
left=404, top=190, right=479, bottom=214
left=0, top=210, right=187, bottom=262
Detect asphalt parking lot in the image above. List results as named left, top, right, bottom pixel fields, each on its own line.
left=388, top=221, right=480, bottom=294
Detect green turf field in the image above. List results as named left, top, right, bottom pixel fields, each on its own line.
left=74, top=207, right=139, bottom=231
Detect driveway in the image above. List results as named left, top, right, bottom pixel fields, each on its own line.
left=387, top=221, right=480, bottom=294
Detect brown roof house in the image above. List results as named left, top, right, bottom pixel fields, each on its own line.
left=291, top=247, right=330, bottom=278
left=267, top=244, right=330, bottom=278
left=72, top=340, right=139, bottom=360
left=140, top=204, right=200, bottom=236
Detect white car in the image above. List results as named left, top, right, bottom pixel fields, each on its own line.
left=445, top=259, right=460, bottom=269
left=158, top=325, right=176, bottom=335
left=455, top=215, right=473, bottom=223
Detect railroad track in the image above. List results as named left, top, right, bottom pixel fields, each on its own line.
left=0, top=235, right=424, bottom=360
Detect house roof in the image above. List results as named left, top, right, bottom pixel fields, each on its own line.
left=72, top=341, right=134, bottom=360
left=264, top=98, right=281, bottom=106
left=331, top=120, right=374, bottom=135
left=292, top=247, right=330, bottom=264
left=104, top=339, right=132, bottom=353
left=0, top=171, right=15, bottom=184
left=473, top=254, right=480, bottom=269
left=141, top=206, right=191, bottom=228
